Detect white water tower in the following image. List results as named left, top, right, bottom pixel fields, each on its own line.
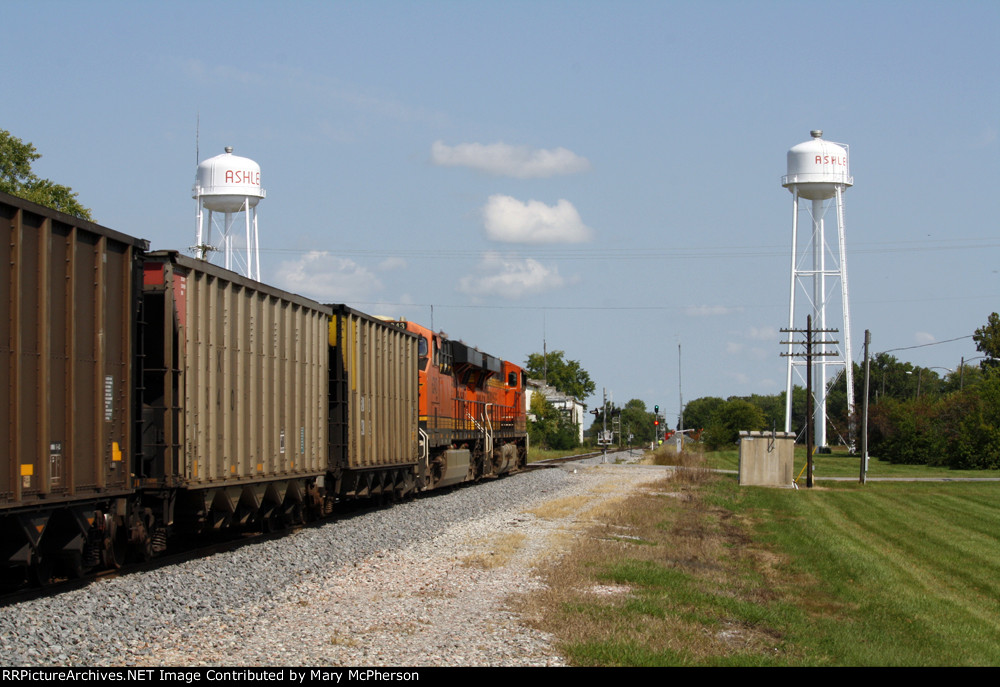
left=782, top=130, right=855, bottom=449
left=192, top=146, right=266, bottom=280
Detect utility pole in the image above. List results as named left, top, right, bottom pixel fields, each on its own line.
left=861, top=329, right=871, bottom=484
left=602, top=387, right=607, bottom=464
left=781, top=315, right=839, bottom=488
left=542, top=313, right=547, bottom=388
left=678, top=342, right=684, bottom=453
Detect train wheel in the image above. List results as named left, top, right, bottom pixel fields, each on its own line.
left=288, top=502, right=305, bottom=526
left=136, top=535, right=153, bottom=562
left=60, top=551, right=85, bottom=579
left=129, top=520, right=154, bottom=562
left=28, top=554, right=53, bottom=587
left=261, top=511, right=282, bottom=533
left=109, top=529, right=127, bottom=569
left=102, top=518, right=126, bottom=569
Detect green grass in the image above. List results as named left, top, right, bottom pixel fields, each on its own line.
left=698, top=445, right=1000, bottom=480
left=536, top=463, right=1000, bottom=666
left=744, top=479, right=1000, bottom=665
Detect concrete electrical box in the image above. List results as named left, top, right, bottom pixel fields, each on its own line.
left=738, top=431, right=796, bottom=487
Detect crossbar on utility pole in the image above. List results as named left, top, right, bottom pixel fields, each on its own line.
left=781, top=315, right=839, bottom=488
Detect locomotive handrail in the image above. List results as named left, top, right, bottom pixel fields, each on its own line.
left=484, top=403, right=494, bottom=456
left=419, top=428, right=429, bottom=469
left=465, top=408, right=494, bottom=456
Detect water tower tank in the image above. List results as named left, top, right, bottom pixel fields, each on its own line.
left=782, top=130, right=852, bottom=200
left=194, top=146, right=265, bottom=212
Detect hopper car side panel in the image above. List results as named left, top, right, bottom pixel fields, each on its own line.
left=140, top=252, right=331, bottom=536
left=325, top=305, right=419, bottom=501
left=0, top=191, right=147, bottom=577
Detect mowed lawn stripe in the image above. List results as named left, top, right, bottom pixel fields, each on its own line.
left=777, top=484, right=1000, bottom=664
left=847, top=487, right=1000, bottom=599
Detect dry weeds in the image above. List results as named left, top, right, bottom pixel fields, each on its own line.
left=462, top=532, right=527, bottom=570
left=525, top=494, right=594, bottom=520
left=329, top=632, right=361, bottom=647
left=516, top=458, right=799, bottom=665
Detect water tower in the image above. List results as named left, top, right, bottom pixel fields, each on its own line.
left=192, top=146, right=266, bottom=280
left=782, top=130, right=855, bottom=449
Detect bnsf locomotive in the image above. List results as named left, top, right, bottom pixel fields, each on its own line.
left=0, top=191, right=527, bottom=583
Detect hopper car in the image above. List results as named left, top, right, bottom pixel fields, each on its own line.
left=0, top=191, right=527, bottom=584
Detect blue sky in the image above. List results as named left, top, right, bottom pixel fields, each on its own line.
left=3, top=1, right=998, bottom=420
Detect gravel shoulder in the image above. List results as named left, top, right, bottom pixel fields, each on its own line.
left=0, top=462, right=668, bottom=667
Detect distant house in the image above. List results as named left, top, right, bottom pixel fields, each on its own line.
left=524, top=379, right=587, bottom=444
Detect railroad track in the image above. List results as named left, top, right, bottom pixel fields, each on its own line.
left=529, top=448, right=648, bottom=466
left=528, top=451, right=603, bottom=466
left=0, top=471, right=527, bottom=606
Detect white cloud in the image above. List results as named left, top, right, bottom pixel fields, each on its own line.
left=748, top=326, right=777, bottom=341
left=973, top=127, right=997, bottom=149
left=274, top=251, right=382, bottom=303
left=182, top=60, right=448, bottom=129
left=482, top=195, right=594, bottom=244
left=726, top=342, right=743, bottom=355
left=183, top=59, right=262, bottom=86
left=684, top=305, right=743, bottom=317
left=431, top=141, right=591, bottom=178
left=378, top=257, right=407, bottom=271
left=915, top=331, right=936, bottom=345
left=729, top=371, right=751, bottom=385
left=458, top=253, right=566, bottom=299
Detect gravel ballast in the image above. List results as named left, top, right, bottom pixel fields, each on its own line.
left=0, top=462, right=667, bottom=667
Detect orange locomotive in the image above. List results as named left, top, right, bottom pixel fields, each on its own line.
left=397, top=321, right=527, bottom=489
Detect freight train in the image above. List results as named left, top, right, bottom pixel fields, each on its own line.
left=0, top=191, right=527, bottom=584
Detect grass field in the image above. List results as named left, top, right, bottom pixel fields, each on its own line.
left=684, top=445, right=1000, bottom=480
left=521, top=453, right=1000, bottom=666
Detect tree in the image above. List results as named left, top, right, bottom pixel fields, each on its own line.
left=866, top=353, right=926, bottom=402
left=680, top=396, right=724, bottom=432
left=584, top=399, right=655, bottom=445
left=868, top=397, right=946, bottom=465
left=702, top=398, right=767, bottom=450
left=587, top=403, right=616, bottom=435
left=0, top=129, right=92, bottom=220
left=943, top=363, right=986, bottom=393
left=973, top=312, right=1000, bottom=371
left=528, top=393, right=579, bottom=450
left=524, top=350, right=595, bottom=399
left=620, top=398, right=655, bottom=444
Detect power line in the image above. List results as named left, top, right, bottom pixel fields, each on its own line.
left=351, top=302, right=700, bottom=311
left=257, top=236, right=1000, bottom=263
left=877, top=334, right=974, bottom=355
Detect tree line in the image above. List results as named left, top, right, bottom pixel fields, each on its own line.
left=525, top=350, right=665, bottom=450
left=680, top=313, right=1000, bottom=467
left=852, top=314, right=1000, bottom=468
